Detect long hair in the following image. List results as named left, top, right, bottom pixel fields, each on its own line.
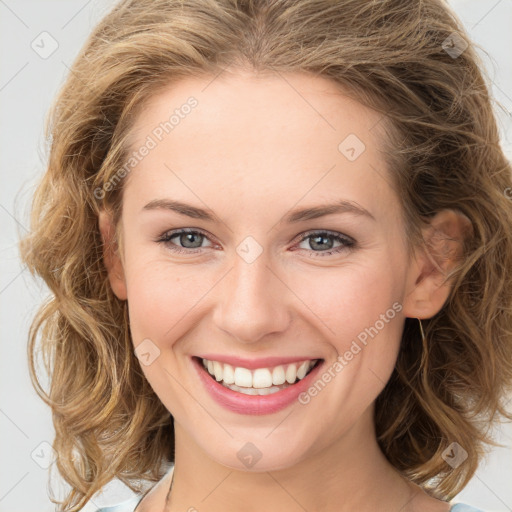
left=19, top=0, right=512, bottom=510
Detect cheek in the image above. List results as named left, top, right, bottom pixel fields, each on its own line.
left=123, top=259, right=209, bottom=402
left=125, top=260, right=202, bottom=345
left=298, top=258, right=404, bottom=388
left=294, top=259, right=401, bottom=340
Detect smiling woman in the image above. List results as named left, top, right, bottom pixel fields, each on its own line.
left=18, top=1, right=512, bottom=512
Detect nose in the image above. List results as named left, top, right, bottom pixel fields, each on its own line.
left=212, top=249, right=292, bottom=344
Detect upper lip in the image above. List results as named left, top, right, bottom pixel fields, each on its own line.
left=195, top=354, right=322, bottom=370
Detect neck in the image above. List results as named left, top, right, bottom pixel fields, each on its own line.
left=164, top=406, right=418, bottom=512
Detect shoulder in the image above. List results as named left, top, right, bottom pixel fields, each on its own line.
left=450, top=504, right=485, bottom=512
left=88, top=463, right=174, bottom=512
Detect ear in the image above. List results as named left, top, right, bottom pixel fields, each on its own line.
left=402, top=208, right=473, bottom=319
left=98, top=210, right=127, bottom=300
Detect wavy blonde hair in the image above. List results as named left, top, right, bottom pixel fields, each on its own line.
left=20, top=0, right=512, bottom=510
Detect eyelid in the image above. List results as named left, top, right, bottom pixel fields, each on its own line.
left=292, top=228, right=354, bottom=244
left=156, top=227, right=356, bottom=257
left=156, top=227, right=216, bottom=249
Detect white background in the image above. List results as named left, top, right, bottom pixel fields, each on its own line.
left=1, top=0, right=511, bottom=510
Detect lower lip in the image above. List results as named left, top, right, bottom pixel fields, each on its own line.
left=192, top=356, right=324, bottom=415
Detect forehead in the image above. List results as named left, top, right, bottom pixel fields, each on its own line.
left=123, top=70, right=399, bottom=225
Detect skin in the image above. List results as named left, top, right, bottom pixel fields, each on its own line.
left=99, top=68, right=470, bottom=511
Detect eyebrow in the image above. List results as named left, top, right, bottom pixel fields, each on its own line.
left=142, top=198, right=376, bottom=223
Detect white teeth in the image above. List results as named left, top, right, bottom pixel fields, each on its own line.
left=221, top=382, right=284, bottom=395
left=213, top=361, right=223, bottom=381
left=222, top=363, right=235, bottom=385
left=285, top=363, right=297, bottom=384
left=252, top=368, right=273, bottom=388
left=201, top=358, right=318, bottom=390
left=272, top=365, right=286, bottom=385
left=296, top=361, right=309, bottom=380
left=239, top=387, right=258, bottom=395
left=234, top=367, right=252, bottom=387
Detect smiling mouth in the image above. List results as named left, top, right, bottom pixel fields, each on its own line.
left=194, top=356, right=323, bottom=396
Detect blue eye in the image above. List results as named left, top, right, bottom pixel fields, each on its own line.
left=295, top=230, right=356, bottom=257
left=156, top=228, right=212, bottom=254
left=156, top=228, right=356, bottom=257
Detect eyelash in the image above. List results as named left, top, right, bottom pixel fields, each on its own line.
left=156, top=228, right=356, bottom=257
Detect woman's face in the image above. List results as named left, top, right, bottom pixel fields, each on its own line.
left=104, top=69, right=421, bottom=471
